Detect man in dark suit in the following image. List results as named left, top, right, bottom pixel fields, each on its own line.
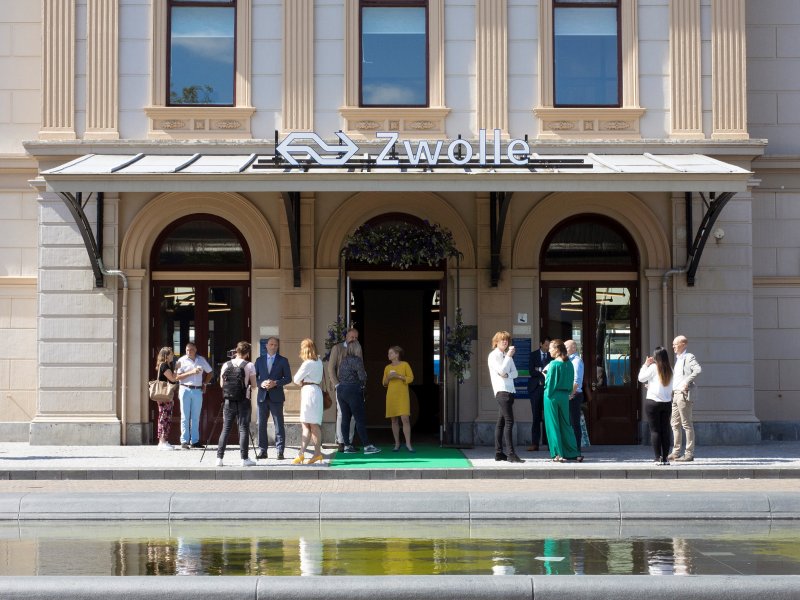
left=254, top=336, right=292, bottom=460
left=527, top=335, right=551, bottom=451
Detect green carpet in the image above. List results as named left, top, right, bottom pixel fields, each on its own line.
left=329, top=444, right=470, bottom=469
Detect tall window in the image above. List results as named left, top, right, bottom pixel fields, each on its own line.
left=360, top=1, right=428, bottom=107
left=168, top=0, right=236, bottom=106
left=553, top=0, right=620, bottom=107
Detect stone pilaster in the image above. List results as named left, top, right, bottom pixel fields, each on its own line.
left=670, top=0, right=703, bottom=139
left=711, top=0, right=748, bottom=140
left=476, top=0, right=508, bottom=136
left=40, top=0, right=76, bottom=140
left=86, top=0, right=119, bottom=140
left=282, top=0, right=314, bottom=132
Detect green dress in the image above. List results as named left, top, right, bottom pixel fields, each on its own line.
left=543, top=358, right=579, bottom=459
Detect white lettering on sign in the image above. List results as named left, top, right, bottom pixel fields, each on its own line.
left=274, top=129, right=533, bottom=168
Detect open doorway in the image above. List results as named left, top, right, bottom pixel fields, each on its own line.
left=349, top=279, right=443, bottom=444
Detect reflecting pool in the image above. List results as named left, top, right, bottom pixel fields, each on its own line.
left=1, top=520, right=799, bottom=576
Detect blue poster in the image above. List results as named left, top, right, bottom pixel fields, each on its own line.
left=512, top=338, right=532, bottom=400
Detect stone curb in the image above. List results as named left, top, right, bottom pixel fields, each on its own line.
left=1, top=491, right=799, bottom=520
left=2, top=575, right=800, bottom=600
left=1, top=467, right=799, bottom=480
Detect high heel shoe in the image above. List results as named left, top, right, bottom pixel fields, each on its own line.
left=292, top=454, right=305, bottom=465
left=307, top=454, right=324, bottom=465
left=406, top=446, right=416, bottom=453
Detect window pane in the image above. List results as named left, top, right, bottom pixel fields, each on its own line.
left=169, top=6, right=235, bottom=105
left=543, top=221, right=633, bottom=268
left=554, top=7, right=618, bottom=106
left=361, top=7, right=427, bottom=106
left=156, top=220, right=246, bottom=268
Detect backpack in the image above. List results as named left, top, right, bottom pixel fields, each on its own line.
left=222, top=361, right=247, bottom=402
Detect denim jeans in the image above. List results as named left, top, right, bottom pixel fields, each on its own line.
left=337, top=383, right=370, bottom=447
left=257, top=397, right=285, bottom=453
left=217, top=398, right=251, bottom=459
left=179, top=387, right=203, bottom=444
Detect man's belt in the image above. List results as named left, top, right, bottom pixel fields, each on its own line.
left=181, top=384, right=203, bottom=389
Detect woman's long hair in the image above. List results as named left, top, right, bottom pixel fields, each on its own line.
left=654, top=346, right=673, bottom=387
left=156, top=347, right=172, bottom=372
left=299, top=338, right=319, bottom=361
left=550, top=339, right=569, bottom=360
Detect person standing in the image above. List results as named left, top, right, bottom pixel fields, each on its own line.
left=216, top=341, right=258, bottom=467
left=527, top=336, right=551, bottom=451
left=174, top=342, right=213, bottom=449
left=337, top=340, right=381, bottom=455
left=383, top=345, right=415, bottom=452
left=154, top=347, right=178, bottom=450
left=638, top=346, right=673, bottom=465
left=543, top=339, right=582, bottom=462
left=565, top=339, right=585, bottom=453
left=669, top=335, right=702, bottom=462
left=292, top=338, right=326, bottom=465
left=254, top=337, right=292, bottom=460
left=488, top=331, right=524, bottom=463
left=325, top=327, right=358, bottom=451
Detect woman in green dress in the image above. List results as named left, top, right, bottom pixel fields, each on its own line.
left=543, top=339, right=582, bottom=462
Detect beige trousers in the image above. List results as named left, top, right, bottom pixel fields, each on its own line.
left=670, top=390, right=694, bottom=457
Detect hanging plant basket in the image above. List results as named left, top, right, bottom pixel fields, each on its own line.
left=343, top=221, right=461, bottom=269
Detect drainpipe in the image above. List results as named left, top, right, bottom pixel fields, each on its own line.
left=100, top=262, right=129, bottom=445
left=661, top=265, right=687, bottom=347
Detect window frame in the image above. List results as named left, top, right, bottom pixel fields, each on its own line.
left=358, top=0, right=430, bottom=108
left=552, top=0, right=622, bottom=109
left=166, top=0, right=237, bottom=108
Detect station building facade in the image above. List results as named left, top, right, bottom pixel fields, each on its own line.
left=0, top=0, right=797, bottom=446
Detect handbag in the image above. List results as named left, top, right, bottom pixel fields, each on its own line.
left=148, top=379, right=179, bottom=404
left=322, top=390, right=333, bottom=410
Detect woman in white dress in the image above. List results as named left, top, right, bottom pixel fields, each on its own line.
left=292, top=338, right=324, bottom=464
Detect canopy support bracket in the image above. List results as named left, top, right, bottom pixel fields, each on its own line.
left=685, top=191, right=735, bottom=286
left=489, top=191, right=513, bottom=287
left=282, top=191, right=302, bottom=287
left=56, top=191, right=105, bottom=288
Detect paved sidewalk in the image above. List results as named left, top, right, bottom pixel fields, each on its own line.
left=1, top=440, right=799, bottom=481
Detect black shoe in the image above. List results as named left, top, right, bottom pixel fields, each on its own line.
left=191, top=442, right=204, bottom=449
left=507, top=454, right=525, bottom=463
left=337, top=443, right=345, bottom=452
left=256, top=451, right=268, bottom=460
left=277, top=452, right=285, bottom=460
left=495, top=452, right=507, bottom=461
left=181, top=443, right=190, bottom=450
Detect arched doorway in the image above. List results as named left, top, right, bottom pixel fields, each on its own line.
left=148, top=215, right=251, bottom=445
left=540, top=215, right=641, bottom=444
left=344, top=213, right=449, bottom=442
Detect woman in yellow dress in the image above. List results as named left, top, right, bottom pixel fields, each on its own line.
left=383, top=346, right=415, bottom=452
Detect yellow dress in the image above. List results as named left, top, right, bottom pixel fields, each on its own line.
left=384, top=361, right=414, bottom=418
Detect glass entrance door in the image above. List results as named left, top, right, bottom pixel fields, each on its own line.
left=542, top=283, right=639, bottom=444
left=151, top=283, right=250, bottom=444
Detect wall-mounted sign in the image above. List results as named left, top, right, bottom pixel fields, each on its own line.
left=255, top=129, right=590, bottom=171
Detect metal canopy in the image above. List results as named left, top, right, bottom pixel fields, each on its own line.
left=40, top=152, right=752, bottom=193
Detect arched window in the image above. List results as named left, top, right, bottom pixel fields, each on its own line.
left=541, top=215, right=638, bottom=270
left=151, top=215, right=249, bottom=270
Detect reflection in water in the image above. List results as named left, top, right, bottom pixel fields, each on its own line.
left=1, top=521, right=799, bottom=577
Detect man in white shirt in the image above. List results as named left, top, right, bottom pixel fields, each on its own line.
left=488, top=331, right=524, bottom=463
left=174, top=342, right=213, bottom=449
left=565, top=339, right=585, bottom=452
left=669, top=335, right=702, bottom=462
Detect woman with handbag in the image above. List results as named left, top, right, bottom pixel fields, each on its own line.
left=154, top=347, right=178, bottom=450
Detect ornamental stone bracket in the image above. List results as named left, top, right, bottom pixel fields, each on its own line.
left=144, top=107, right=255, bottom=139
left=533, top=107, right=646, bottom=140
left=339, top=107, right=451, bottom=140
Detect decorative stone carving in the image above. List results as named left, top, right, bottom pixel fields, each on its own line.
left=213, top=120, right=242, bottom=130
left=546, top=120, right=576, bottom=131
left=583, top=120, right=595, bottom=131
left=600, top=120, right=633, bottom=131
left=407, top=120, right=436, bottom=131
left=194, top=120, right=206, bottom=130
left=389, top=120, right=400, bottom=130
left=160, top=120, right=186, bottom=130
left=353, top=120, right=383, bottom=130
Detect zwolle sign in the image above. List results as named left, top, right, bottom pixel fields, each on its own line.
left=274, top=128, right=532, bottom=168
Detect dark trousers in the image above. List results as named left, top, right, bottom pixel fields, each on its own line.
left=337, top=383, right=370, bottom=447
left=645, top=398, right=671, bottom=462
left=569, top=391, right=584, bottom=453
left=495, top=391, right=516, bottom=455
left=217, top=398, right=251, bottom=459
left=529, top=386, right=547, bottom=446
left=257, top=397, right=285, bottom=453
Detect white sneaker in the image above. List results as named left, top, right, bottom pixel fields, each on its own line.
left=363, top=444, right=381, bottom=454
left=215, top=458, right=223, bottom=467
left=158, top=442, right=175, bottom=451
left=241, top=458, right=257, bottom=467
